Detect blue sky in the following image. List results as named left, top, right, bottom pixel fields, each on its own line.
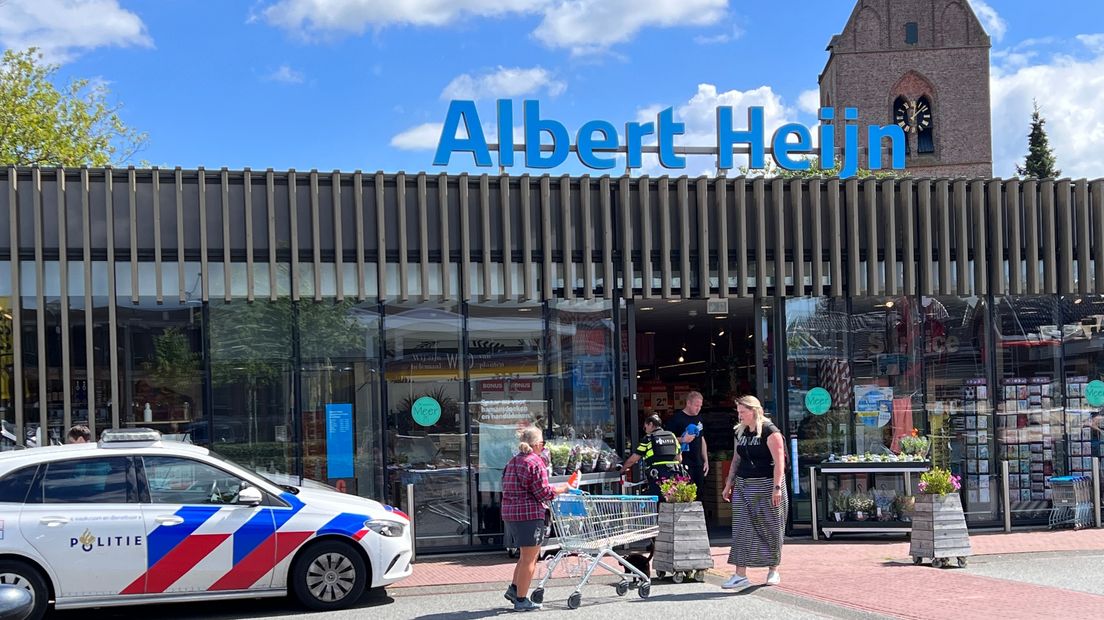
left=3, top=1, right=1104, bottom=177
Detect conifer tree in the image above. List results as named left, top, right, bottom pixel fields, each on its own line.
left=1016, top=100, right=1060, bottom=178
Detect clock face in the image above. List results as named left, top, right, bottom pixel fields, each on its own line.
left=914, top=100, right=932, bottom=130
left=894, top=98, right=932, bottom=133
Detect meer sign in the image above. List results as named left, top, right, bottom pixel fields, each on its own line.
left=433, top=99, right=906, bottom=179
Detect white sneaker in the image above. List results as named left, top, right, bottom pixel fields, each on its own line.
left=766, top=570, right=780, bottom=585
left=722, top=573, right=750, bottom=589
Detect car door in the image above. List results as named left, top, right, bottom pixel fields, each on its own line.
left=136, top=455, right=276, bottom=594
left=17, top=456, right=147, bottom=600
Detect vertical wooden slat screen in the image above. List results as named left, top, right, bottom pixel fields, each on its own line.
left=540, top=175, right=553, bottom=301
left=1093, top=180, right=1104, bottom=294
left=601, top=176, right=614, bottom=299
left=772, top=179, right=785, bottom=297
left=790, top=179, right=804, bottom=297
left=917, top=180, right=933, bottom=296
left=334, top=171, right=345, bottom=302
left=129, top=168, right=139, bottom=303
left=1075, top=180, right=1091, bottom=294
left=287, top=170, right=299, bottom=302
left=936, top=180, right=952, bottom=296
left=438, top=173, right=451, bottom=302
left=753, top=178, right=767, bottom=296
left=845, top=179, right=861, bottom=296
left=640, top=177, right=654, bottom=299
left=153, top=169, right=163, bottom=302
left=223, top=169, right=234, bottom=302
left=971, top=180, right=988, bottom=295
left=354, top=171, right=366, bottom=302
left=56, top=169, right=72, bottom=432
left=580, top=176, right=593, bottom=298
left=376, top=172, right=388, bottom=302
left=1057, top=179, right=1074, bottom=294
left=560, top=175, right=574, bottom=300
left=716, top=178, right=729, bottom=298
left=620, top=177, right=633, bottom=299
left=521, top=175, right=535, bottom=301
left=1007, top=179, right=1023, bottom=295
left=244, top=169, right=254, bottom=302
left=828, top=179, right=843, bottom=298
left=459, top=174, right=471, bottom=302
left=678, top=177, right=691, bottom=299
left=987, top=179, right=1005, bottom=296
left=418, top=173, right=430, bottom=302
left=81, top=168, right=94, bottom=440
left=901, top=179, right=916, bottom=295
left=32, top=168, right=47, bottom=433
left=398, top=172, right=410, bottom=302
left=660, top=177, right=672, bottom=299
left=697, top=177, right=710, bottom=298
left=105, top=170, right=120, bottom=428
left=266, top=170, right=277, bottom=301
left=864, top=179, right=879, bottom=296
left=810, top=179, right=824, bottom=297
left=1041, top=180, right=1057, bottom=294
left=1024, top=180, right=1039, bottom=294
left=882, top=180, right=897, bottom=295
left=735, top=177, right=748, bottom=297
left=953, top=180, right=969, bottom=295
left=499, top=175, right=512, bottom=300
left=199, top=169, right=211, bottom=302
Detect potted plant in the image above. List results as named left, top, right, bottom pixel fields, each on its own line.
left=849, top=492, right=875, bottom=521
left=548, top=443, right=571, bottom=476
left=652, top=476, right=714, bottom=583
left=899, top=429, right=931, bottom=459
left=894, top=494, right=916, bottom=522
left=828, top=490, right=849, bottom=522
left=909, top=467, right=971, bottom=568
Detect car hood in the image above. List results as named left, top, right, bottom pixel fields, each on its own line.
left=289, top=487, right=400, bottom=520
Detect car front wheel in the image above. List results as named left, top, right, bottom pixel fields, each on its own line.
left=290, top=540, right=368, bottom=611
left=0, top=559, right=49, bottom=620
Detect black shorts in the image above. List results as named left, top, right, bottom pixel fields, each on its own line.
left=504, top=519, right=547, bottom=548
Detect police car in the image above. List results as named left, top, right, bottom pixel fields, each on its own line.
left=0, top=429, right=413, bottom=619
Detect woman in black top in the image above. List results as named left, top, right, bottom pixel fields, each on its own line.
left=721, top=395, right=787, bottom=589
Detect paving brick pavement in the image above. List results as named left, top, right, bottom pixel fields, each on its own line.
left=399, top=528, right=1104, bottom=618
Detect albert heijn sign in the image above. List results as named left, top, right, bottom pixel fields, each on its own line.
left=433, top=99, right=907, bottom=179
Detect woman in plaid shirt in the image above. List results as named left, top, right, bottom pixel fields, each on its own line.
left=502, top=426, right=568, bottom=612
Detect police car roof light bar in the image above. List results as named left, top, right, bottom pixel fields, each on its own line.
left=100, top=428, right=162, bottom=443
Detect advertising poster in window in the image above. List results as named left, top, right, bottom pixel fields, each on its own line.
left=476, top=379, right=542, bottom=492
left=325, top=403, right=354, bottom=480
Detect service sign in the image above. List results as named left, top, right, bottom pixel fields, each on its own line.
left=434, top=99, right=907, bottom=179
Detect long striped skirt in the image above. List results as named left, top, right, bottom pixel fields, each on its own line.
left=727, top=476, right=787, bottom=568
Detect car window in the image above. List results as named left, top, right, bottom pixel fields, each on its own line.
left=142, top=456, right=250, bottom=505
left=0, top=465, right=38, bottom=503
left=39, top=458, right=131, bottom=504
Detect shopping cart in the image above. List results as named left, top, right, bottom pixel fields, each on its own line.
left=530, top=492, right=658, bottom=609
left=1048, top=475, right=1093, bottom=530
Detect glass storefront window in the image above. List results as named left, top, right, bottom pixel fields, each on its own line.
left=383, top=303, right=467, bottom=550
left=208, top=300, right=295, bottom=477
left=1, top=266, right=14, bottom=450
left=299, top=300, right=382, bottom=500
left=549, top=300, right=616, bottom=446
left=786, top=297, right=850, bottom=463
left=922, top=296, right=996, bottom=523
left=467, top=302, right=546, bottom=547
left=994, top=295, right=1063, bottom=522
left=1059, top=296, right=1104, bottom=474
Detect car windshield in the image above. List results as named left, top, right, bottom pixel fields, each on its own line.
left=205, top=448, right=297, bottom=494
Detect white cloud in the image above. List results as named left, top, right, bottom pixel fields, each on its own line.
left=442, top=66, right=565, bottom=100
left=534, top=0, right=727, bottom=55
left=391, top=123, right=445, bottom=151
left=0, top=0, right=152, bottom=63
left=991, top=36, right=1104, bottom=178
left=968, top=0, right=1006, bottom=43
left=258, top=0, right=727, bottom=54
left=693, top=22, right=745, bottom=45
left=266, top=65, right=305, bottom=84
left=797, top=89, right=821, bottom=115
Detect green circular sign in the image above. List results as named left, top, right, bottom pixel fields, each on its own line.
left=412, top=396, right=442, bottom=427
left=1086, top=380, right=1104, bottom=407
left=805, top=387, right=832, bottom=415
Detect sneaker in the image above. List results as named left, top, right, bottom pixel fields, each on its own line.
left=513, top=598, right=542, bottom=612
left=722, top=573, right=750, bottom=589
left=766, top=570, right=780, bottom=585
left=504, top=584, right=519, bottom=603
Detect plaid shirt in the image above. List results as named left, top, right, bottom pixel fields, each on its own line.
left=501, top=451, right=556, bottom=522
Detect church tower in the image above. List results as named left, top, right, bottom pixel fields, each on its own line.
left=820, top=0, right=993, bottom=177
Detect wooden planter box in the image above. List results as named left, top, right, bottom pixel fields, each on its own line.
left=653, top=501, right=714, bottom=579
left=908, top=493, right=972, bottom=568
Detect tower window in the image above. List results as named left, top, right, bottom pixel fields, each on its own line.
left=917, top=96, right=934, bottom=153
left=905, top=22, right=918, bottom=45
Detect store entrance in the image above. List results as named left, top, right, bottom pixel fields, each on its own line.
left=631, top=299, right=757, bottom=528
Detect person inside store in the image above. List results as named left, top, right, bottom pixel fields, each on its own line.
left=1088, top=409, right=1104, bottom=457
left=66, top=424, right=92, bottom=444
left=721, top=395, right=787, bottom=589
left=622, top=414, right=685, bottom=499
left=502, top=426, right=570, bottom=612
left=665, top=391, right=709, bottom=489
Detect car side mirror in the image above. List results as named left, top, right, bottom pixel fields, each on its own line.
left=236, top=486, right=263, bottom=507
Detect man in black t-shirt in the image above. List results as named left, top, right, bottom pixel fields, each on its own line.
left=665, top=391, right=708, bottom=489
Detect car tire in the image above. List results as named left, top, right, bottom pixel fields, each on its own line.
left=290, top=540, right=368, bottom=611
left=0, top=559, right=50, bottom=620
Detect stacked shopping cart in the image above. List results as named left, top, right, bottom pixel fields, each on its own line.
left=530, top=492, right=658, bottom=609
left=1048, top=475, right=1093, bottom=530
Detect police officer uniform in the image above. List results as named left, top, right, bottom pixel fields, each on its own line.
left=633, top=429, right=685, bottom=500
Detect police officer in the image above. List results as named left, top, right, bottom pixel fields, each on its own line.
left=623, top=415, right=685, bottom=500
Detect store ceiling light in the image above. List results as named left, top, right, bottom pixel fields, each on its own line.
left=681, top=345, right=687, bottom=352
left=640, top=306, right=654, bottom=311
left=714, top=315, right=727, bottom=319
left=678, top=355, right=685, bottom=363
left=886, top=301, right=895, bottom=308
left=718, top=330, right=725, bottom=336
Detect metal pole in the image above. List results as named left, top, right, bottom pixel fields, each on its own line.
left=1002, top=460, right=1012, bottom=533
left=809, top=466, right=819, bottom=541
left=1093, top=458, right=1102, bottom=529
left=406, top=483, right=417, bottom=563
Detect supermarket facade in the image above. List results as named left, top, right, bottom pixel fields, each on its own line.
left=2, top=166, right=1103, bottom=552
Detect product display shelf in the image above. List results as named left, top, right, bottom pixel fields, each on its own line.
left=810, top=461, right=931, bottom=540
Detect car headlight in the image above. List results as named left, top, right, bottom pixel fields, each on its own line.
left=366, top=519, right=406, bottom=538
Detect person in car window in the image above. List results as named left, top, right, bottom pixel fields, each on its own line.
left=66, top=424, right=92, bottom=444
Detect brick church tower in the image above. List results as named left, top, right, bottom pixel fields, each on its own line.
left=820, top=0, right=993, bottom=177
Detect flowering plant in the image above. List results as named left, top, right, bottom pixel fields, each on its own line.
left=918, top=467, right=961, bottom=496
left=898, top=429, right=930, bottom=457
left=659, top=475, right=698, bottom=503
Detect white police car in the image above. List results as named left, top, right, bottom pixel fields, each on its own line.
left=0, top=429, right=413, bottom=619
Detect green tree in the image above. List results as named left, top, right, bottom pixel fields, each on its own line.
left=1016, top=100, right=1060, bottom=179
left=0, top=48, right=147, bottom=166
left=739, top=156, right=906, bottom=179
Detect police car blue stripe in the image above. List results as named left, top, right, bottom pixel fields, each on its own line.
left=317, top=512, right=371, bottom=537
left=231, top=492, right=306, bottom=565
left=147, top=506, right=222, bottom=567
